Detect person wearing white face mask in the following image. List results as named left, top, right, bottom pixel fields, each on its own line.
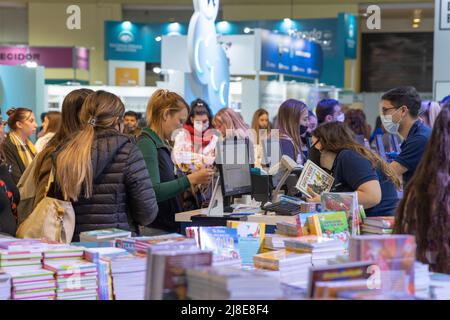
left=380, top=86, right=432, bottom=187
left=172, top=98, right=218, bottom=172
left=315, top=99, right=345, bottom=125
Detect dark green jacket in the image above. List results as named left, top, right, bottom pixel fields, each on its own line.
left=137, top=128, right=190, bottom=232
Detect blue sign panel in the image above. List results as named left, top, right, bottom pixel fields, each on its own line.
left=343, top=14, right=357, bottom=59
left=260, top=30, right=323, bottom=79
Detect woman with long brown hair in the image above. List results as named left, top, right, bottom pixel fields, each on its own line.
left=394, top=103, right=450, bottom=274
left=34, top=111, right=62, bottom=153
left=137, top=89, right=213, bottom=234
left=344, top=109, right=372, bottom=142
left=276, top=99, right=309, bottom=165
left=2, top=108, right=38, bottom=184
left=52, top=90, right=158, bottom=241
left=251, top=108, right=271, bottom=168
left=307, top=122, right=401, bottom=217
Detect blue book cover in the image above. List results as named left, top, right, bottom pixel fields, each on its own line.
left=237, top=237, right=261, bottom=266
left=199, top=227, right=240, bottom=260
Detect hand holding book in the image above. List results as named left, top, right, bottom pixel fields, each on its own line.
left=305, top=187, right=321, bottom=203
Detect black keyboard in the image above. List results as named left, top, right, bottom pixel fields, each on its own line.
left=262, top=201, right=302, bottom=216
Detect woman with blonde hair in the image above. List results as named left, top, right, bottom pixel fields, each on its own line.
left=137, top=89, right=214, bottom=234
left=52, top=90, right=158, bottom=241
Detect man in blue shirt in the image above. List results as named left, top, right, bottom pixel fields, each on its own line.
left=380, top=86, right=432, bottom=187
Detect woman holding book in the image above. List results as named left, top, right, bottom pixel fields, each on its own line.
left=137, top=89, right=214, bottom=234
left=394, top=103, right=450, bottom=274
left=306, top=122, right=400, bottom=217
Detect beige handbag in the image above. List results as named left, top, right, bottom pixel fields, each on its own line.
left=16, top=168, right=75, bottom=243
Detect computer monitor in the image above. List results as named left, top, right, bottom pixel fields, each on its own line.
left=215, top=138, right=252, bottom=197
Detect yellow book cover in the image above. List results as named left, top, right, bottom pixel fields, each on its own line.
left=308, top=215, right=323, bottom=237
left=227, top=221, right=265, bottom=252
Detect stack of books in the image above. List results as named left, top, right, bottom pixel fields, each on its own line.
left=253, top=250, right=312, bottom=287
left=430, top=273, right=450, bottom=300
left=361, top=217, right=395, bottom=234
left=264, top=234, right=299, bottom=251
left=415, top=262, right=430, bottom=299
left=7, top=268, right=56, bottom=300
left=42, top=245, right=85, bottom=263
left=134, top=234, right=196, bottom=255
left=276, top=222, right=301, bottom=237
left=103, top=253, right=147, bottom=300
left=186, top=266, right=283, bottom=300
left=79, top=228, right=132, bottom=243
left=43, top=260, right=98, bottom=300
left=84, top=247, right=129, bottom=300
left=0, top=273, right=11, bottom=300
left=146, top=249, right=213, bottom=300
left=285, top=236, right=346, bottom=267
left=0, top=247, right=43, bottom=269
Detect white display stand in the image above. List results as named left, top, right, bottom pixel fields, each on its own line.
left=203, top=176, right=224, bottom=217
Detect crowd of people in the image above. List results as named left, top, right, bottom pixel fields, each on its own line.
left=0, top=86, right=449, bottom=273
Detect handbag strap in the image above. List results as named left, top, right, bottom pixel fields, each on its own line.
left=45, top=167, right=55, bottom=197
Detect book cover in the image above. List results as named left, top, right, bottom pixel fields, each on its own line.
left=79, top=228, right=131, bottom=241
left=149, top=250, right=213, bottom=300
left=307, top=215, right=323, bottom=237
left=295, top=160, right=334, bottom=197
left=363, top=217, right=395, bottom=229
left=321, top=192, right=360, bottom=236
left=198, top=227, right=240, bottom=260
left=307, top=260, right=375, bottom=298
left=296, top=211, right=350, bottom=245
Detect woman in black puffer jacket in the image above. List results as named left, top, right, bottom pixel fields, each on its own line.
left=51, top=90, right=158, bottom=241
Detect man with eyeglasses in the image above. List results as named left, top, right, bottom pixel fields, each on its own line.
left=380, top=86, right=431, bottom=188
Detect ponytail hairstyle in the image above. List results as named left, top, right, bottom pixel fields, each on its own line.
left=146, top=89, right=189, bottom=139
left=312, top=122, right=401, bottom=189
left=55, top=90, right=125, bottom=201
left=6, top=107, right=33, bottom=131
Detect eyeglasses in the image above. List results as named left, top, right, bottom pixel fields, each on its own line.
left=380, top=107, right=398, bottom=115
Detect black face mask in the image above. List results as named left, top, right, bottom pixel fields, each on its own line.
left=299, top=125, right=308, bottom=137
left=308, top=142, right=322, bottom=167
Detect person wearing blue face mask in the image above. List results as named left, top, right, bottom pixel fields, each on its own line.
left=380, top=86, right=432, bottom=188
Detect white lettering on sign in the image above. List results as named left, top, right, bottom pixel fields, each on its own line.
left=366, top=5, right=381, bottom=30
left=66, top=5, right=81, bottom=30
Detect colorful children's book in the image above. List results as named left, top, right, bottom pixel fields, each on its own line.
left=307, top=260, right=375, bottom=298
left=198, top=227, right=240, bottom=260
left=321, top=192, right=360, bottom=236
left=226, top=221, right=265, bottom=265
left=295, top=160, right=334, bottom=197
left=307, top=215, right=323, bottom=237
left=296, top=211, right=350, bottom=245
left=349, top=235, right=416, bottom=295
